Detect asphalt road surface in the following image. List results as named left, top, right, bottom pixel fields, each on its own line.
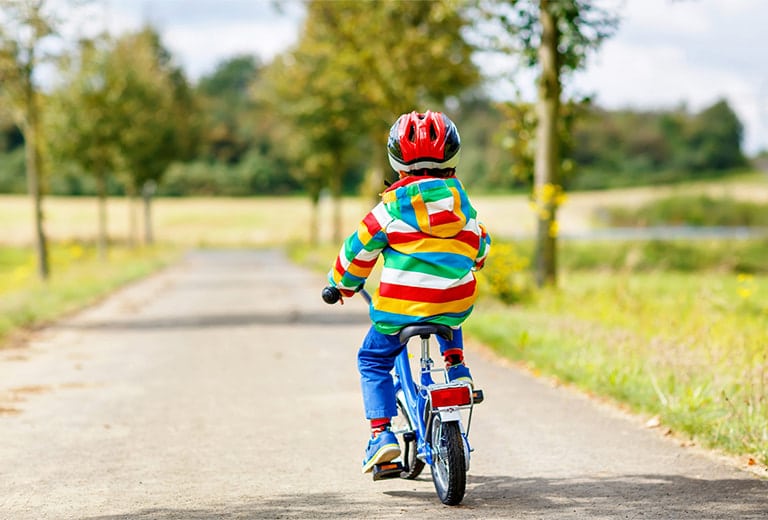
left=1, top=250, right=766, bottom=519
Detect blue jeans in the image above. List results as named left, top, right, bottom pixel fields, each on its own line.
left=357, top=325, right=464, bottom=420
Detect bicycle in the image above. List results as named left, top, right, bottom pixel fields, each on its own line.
left=322, top=286, right=484, bottom=506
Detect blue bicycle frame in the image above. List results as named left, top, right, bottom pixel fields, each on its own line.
left=393, top=335, right=438, bottom=465
left=392, top=330, right=478, bottom=469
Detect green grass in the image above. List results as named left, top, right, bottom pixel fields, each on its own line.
left=559, top=239, right=768, bottom=274
left=0, top=242, right=181, bottom=346
left=468, top=255, right=768, bottom=466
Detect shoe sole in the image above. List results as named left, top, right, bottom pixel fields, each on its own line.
left=361, top=444, right=401, bottom=474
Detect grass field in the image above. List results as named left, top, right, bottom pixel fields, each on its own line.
left=2, top=176, right=768, bottom=467
left=2, top=172, right=766, bottom=246
left=467, top=270, right=768, bottom=466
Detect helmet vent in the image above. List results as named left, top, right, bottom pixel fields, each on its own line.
left=429, top=123, right=438, bottom=141
left=407, top=125, right=416, bottom=142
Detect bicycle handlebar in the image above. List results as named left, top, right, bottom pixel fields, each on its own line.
left=322, top=286, right=372, bottom=305
left=321, top=286, right=342, bottom=304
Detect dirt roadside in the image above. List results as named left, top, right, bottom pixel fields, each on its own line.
left=1, top=249, right=766, bottom=519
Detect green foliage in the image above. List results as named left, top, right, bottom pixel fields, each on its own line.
left=473, top=0, right=618, bottom=72
left=0, top=147, right=24, bottom=192
left=160, top=153, right=300, bottom=197
left=45, top=27, right=201, bottom=197
left=47, top=36, right=123, bottom=189
left=686, top=100, right=746, bottom=170
left=196, top=54, right=261, bottom=165
left=600, top=195, right=768, bottom=228
left=0, top=1, right=753, bottom=202
left=452, top=96, right=523, bottom=191
left=477, top=241, right=533, bottom=303
left=110, top=27, right=200, bottom=193
left=569, top=100, right=748, bottom=190
left=197, top=54, right=259, bottom=99
left=260, top=0, right=480, bottom=201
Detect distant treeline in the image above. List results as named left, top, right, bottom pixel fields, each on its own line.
left=569, top=99, right=748, bottom=190
left=0, top=55, right=749, bottom=197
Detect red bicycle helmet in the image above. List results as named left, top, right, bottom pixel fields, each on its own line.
left=387, top=111, right=461, bottom=173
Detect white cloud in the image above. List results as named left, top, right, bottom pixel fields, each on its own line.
left=163, top=21, right=298, bottom=79
left=572, top=0, right=768, bottom=153
left=101, top=0, right=300, bottom=79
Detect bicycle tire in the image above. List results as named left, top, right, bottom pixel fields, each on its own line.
left=430, top=415, right=466, bottom=506
left=394, top=393, right=425, bottom=479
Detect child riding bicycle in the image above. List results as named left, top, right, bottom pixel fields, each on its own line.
left=327, top=110, right=491, bottom=473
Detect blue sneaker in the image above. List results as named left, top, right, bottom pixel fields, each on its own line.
left=361, top=430, right=401, bottom=474
left=447, top=363, right=474, bottom=386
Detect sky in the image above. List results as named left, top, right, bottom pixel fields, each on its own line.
left=91, top=0, right=767, bottom=154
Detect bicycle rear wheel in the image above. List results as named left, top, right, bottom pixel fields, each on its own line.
left=430, top=415, right=466, bottom=505
left=393, top=392, right=425, bottom=479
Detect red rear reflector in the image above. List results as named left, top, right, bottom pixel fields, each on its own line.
left=430, top=386, right=471, bottom=407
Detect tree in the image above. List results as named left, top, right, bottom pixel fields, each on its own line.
left=685, top=99, right=746, bottom=171
left=48, top=35, right=121, bottom=259
left=0, top=0, right=58, bottom=279
left=261, top=0, right=480, bottom=243
left=197, top=54, right=260, bottom=164
left=310, top=0, right=480, bottom=198
left=110, top=27, right=199, bottom=244
left=259, top=41, right=365, bottom=244
left=476, top=0, right=617, bottom=287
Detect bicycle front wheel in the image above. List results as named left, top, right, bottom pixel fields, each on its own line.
left=430, top=415, right=467, bottom=506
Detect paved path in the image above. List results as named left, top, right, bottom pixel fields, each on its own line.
left=1, top=250, right=766, bottom=519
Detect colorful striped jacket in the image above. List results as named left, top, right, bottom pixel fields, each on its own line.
left=329, top=175, right=491, bottom=335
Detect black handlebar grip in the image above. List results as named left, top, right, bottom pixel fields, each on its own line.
left=322, top=286, right=341, bottom=304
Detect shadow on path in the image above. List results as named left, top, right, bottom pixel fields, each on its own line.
left=82, top=474, right=768, bottom=519
left=55, top=311, right=370, bottom=332
left=391, top=473, right=768, bottom=519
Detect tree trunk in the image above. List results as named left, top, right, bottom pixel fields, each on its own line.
left=309, top=197, right=319, bottom=247
left=96, top=172, right=108, bottom=261
left=328, top=172, right=343, bottom=245
left=142, top=180, right=156, bottom=245
left=533, top=0, right=561, bottom=288
left=23, top=70, right=49, bottom=280
left=126, top=185, right=139, bottom=247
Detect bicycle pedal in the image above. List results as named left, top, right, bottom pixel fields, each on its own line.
left=372, top=461, right=404, bottom=481
left=472, top=389, right=484, bottom=404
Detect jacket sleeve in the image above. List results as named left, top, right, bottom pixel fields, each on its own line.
left=328, top=202, right=391, bottom=297
left=474, top=222, right=491, bottom=271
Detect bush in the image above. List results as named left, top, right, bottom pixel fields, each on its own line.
left=600, top=195, right=768, bottom=227
left=477, top=242, right=533, bottom=304
left=159, top=155, right=300, bottom=197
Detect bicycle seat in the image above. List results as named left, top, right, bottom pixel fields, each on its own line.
left=398, top=323, right=454, bottom=344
